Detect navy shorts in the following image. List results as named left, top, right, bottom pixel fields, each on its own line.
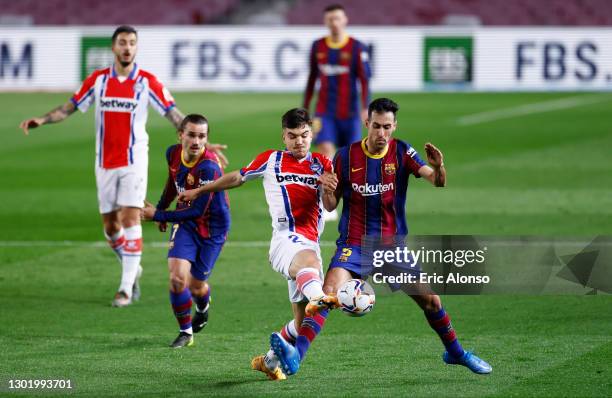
left=328, top=244, right=422, bottom=291
left=315, top=115, right=362, bottom=148
left=167, top=223, right=225, bottom=281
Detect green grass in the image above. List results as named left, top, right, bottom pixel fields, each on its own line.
left=1, top=92, right=611, bottom=397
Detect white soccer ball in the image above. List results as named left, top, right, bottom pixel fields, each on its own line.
left=337, top=279, right=375, bottom=317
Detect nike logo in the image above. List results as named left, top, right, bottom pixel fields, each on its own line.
left=351, top=167, right=364, bottom=172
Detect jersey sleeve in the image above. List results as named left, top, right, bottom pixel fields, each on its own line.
left=70, top=72, right=98, bottom=113
left=147, top=74, right=176, bottom=116
left=355, top=40, right=371, bottom=110
left=239, top=150, right=273, bottom=182
left=153, top=161, right=220, bottom=223
left=303, top=40, right=319, bottom=110
left=156, top=146, right=179, bottom=210
left=404, top=144, right=427, bottom=177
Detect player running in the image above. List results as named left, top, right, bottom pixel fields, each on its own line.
left=141, top=114, right=229, bottom=348
left=177, top=108, right=339, bottom=380
left=278, top=98, right=493, bottom=376
left=19, top=25, right=227, bottom=307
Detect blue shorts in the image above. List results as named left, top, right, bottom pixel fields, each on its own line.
left=315, top=115, right=362, bottom=148
left=167, top=224, right=225, bottom=281
left=328, top=244, right=422, bottom=291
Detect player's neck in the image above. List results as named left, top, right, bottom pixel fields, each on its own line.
left=364, top=138, right=387, bottom=156
left=329, top=32, right=347, bottom=43
left=181, top=149, right=203, bottom=167
left=114, top=61, right=135, bottom=77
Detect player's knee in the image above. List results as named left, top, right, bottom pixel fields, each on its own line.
left=169, top=273, right=188, bottom=292
left=189, top=280, right=208, bottom=296
left=104, top=221, right=121, bottom=236
left=323, top=284, right=335, bottom=295
left=423, top=295, right=442, bottom=313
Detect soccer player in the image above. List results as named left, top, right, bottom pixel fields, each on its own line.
left=177, top=108, right=339, bottom=380
left=282, top=98, right=493, bottom=375
left=18, top=25, right=227, bottom=307
left=141, top=114, right=229, bottom=348
left=303, top=3, right=371, bottom=220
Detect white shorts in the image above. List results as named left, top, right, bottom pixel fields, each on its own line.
left=268, top=231, right=323, bottom=303
left=95, top=161, right=148, bottom=214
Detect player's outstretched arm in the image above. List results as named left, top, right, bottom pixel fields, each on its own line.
left=19, top=101, right=76, bottom=135
left=177, top=170, right=244, bottom=202
left=419, top=143, right=446, bottom=187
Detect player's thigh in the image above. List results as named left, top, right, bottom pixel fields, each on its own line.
left=168, top=257, right=191, bottom=290
left=95, top=166, right=120, bottom=214
left=314, top=115, right=338, bottom=146
left=116, top=163, right=147, bottom=210
left=323, top=267, right=354, bottom=295
left=191, top=234, right=225, bottom=283
left=337, top=117, right=362, bottom=148
left=288, top=248, right=322, bottom=279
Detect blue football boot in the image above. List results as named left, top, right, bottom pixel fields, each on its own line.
left=443, top=351, right=492, bottom=374
left=270, top=332, right=300, bottom=375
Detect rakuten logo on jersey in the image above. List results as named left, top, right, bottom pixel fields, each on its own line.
left=319, top=64, right=350, bottom=76
left=100, top=97, right=138, bottom=112
left=276, top=173, right=318, bottom=188
left=351, top=182, right=394, bottom=196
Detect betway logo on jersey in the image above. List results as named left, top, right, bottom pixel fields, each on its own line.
left=99, top=97, right=138, bottom=112
left=276, top=173, right=318, bottom=188
left=319, top=64, right=350, bottom=76
left=352, top=182, right=394, bottom=196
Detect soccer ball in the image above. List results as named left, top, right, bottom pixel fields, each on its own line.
left=337, top=279, right=375, bottom=317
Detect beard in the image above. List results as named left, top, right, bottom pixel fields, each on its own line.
left=117, top=54, right=134, bottom=68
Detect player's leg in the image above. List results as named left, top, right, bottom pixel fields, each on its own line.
left=408, top=292, right=492, bottom=374
left=102, top=211, right=124, bottom=263
left=168, top=257, right=194, bottom=348
left=189, top=234, right=225, bottom=333
left=116, top=207, right=143, bottom=302
left=315, top=116, right=339, bottom=221
left=114, top=164, right=147, bottom=305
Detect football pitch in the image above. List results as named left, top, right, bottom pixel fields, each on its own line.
left=1, top=92, right=611, bottom=397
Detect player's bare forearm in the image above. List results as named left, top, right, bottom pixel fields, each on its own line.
left=178, top=170, right=243, bottom=202
left=322, top=191, right=340, bottom=212
left=433, top=165, right=446, bottom=187
left=165, top=107, right=185, bottom=129
left=43, top=101, right=76, bottom=124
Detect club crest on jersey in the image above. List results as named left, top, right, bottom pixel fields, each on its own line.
left=385, top=163, right=396, bottom=175
left=134, top=82, right=144, bottom=94
left=187, top=174, right=195, bottom=185
left=317, top=52, right=325, bottom=59
left=340, top=52, right=351, bottom=61
left=310, top=161, right=323, bottom=174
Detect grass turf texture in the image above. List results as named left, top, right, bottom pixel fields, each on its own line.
left=1, top=92, right=611, bottom=397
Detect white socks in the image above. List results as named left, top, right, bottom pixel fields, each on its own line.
left=118, top=225, right=143, bottom=296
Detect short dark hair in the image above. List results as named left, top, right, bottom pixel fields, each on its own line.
left=324, top=3, right=345, bottom=13
left=368, top=98, right=399, bottom=120
left=112, top=25, right=138, bottom=43
left=179, top=113, right=209, bottom=132
left=282, top=108, right=312, bottom=129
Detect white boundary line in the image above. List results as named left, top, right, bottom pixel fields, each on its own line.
left=456, top=94, right=611, bottom=126
left=0, top=240, right=336, bottom=248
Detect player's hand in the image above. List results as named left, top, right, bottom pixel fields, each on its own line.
left=319, top=172, right=338, bottom=194
left=206, top=142, right=229, bottom=168
left=178, top=188, right=199, bottom=203
left=141, top=202, right=157, bottom=221
left=156, top=222, right=167, bottom=232
left=19, top=117, right=45, bottom=135
left=425, top=143, right=444, bottom=169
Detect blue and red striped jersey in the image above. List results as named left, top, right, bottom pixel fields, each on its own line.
left=334, top=138, right=426, bottom=245
left=304, top=36, right=371, bottom=120
left=154, top=144, right=230, bottom=239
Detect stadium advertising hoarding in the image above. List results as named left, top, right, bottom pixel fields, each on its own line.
left=1, top=27, right=611, bottom=92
